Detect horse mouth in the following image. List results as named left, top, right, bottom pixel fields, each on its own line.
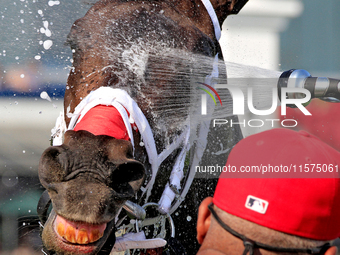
left=52, top=214, right=112, bottom=254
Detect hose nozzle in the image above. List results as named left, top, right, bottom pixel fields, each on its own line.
left=278, top=69, right=340, bottom=106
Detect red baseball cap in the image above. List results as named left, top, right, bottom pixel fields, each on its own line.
left=281, top=100, right=340, bottom=151
left=213, top=128, right=340, bottom=240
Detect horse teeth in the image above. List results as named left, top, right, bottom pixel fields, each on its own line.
left=89, top=229, right=102, bottom=243
left=56, top=222, right=65, bottom=237
left=77, top=229, right=89, bottom=244
left=54, top=215, right=106, bottom=244
left=65, top=226, right=76, bottom=243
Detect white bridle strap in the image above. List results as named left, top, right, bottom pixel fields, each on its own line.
left=67, top=92, right=135, bottom=148
left=200, top=0, right=221, bottom=40
left=169, top=53, right=220, bottom=214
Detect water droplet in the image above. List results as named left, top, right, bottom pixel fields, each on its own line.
left=43, top=40, right=53, bottom=50
left=40, top=91, right=52, bottom=102
left=45, top=29, right=52, bottom=37
left=48, top=0, right=60, bottom=6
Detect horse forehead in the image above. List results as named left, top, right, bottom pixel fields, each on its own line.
left=67, top=2, right=180, bottom=45
left=64, top=131, right=132, bottom=157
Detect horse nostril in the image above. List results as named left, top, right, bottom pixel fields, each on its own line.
left=45, top=147, right=62, bottom=160
left=111, top=161, right=145, bottom=183
left=112, top=182, right=134, bottom=199
left=110, top=161, right=145, bottom=197
left=47, top=184, right=59, bottom=195
left=39, top=146, right=66, bottom=186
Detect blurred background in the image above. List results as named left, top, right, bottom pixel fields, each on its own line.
left=0, top=0, right=339, bottom=253
left=0, top=1, right=91, bottom=253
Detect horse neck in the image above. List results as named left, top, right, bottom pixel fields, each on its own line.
left=168, top=0, right=232, bottom=36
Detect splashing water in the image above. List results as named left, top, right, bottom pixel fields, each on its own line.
left=43, top=40, right=53, bottom=50
left=110, top=44, right=281, bottom=137
left=40, top=21, right=52, bottom=37
left=40, top=91, right=52, bottom=102
left=48, top=1, right=60, bottom=7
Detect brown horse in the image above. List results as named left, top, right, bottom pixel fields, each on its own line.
left=38, top=0, right=246, bottom=254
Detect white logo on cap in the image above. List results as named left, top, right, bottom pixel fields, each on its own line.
left=245, top=195, right=269, bottom=214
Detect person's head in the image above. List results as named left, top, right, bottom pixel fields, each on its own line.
left=197, top=128, right=340, bottom=255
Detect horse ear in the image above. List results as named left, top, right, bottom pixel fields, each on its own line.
left=110, top=159, right=145, bottom=199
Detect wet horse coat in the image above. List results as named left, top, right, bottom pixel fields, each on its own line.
left=38, top=0, right=245, bottom=254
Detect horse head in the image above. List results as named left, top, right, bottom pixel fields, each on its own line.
left=37, top=0, right=247, bottom=254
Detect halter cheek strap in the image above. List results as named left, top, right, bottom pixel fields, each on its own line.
left=200, top=0, right=221, bottom=40
left=201, top=0, right=250, bottom=40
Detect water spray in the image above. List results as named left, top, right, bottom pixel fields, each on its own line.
left=278, top=69, right=340, bottom=105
